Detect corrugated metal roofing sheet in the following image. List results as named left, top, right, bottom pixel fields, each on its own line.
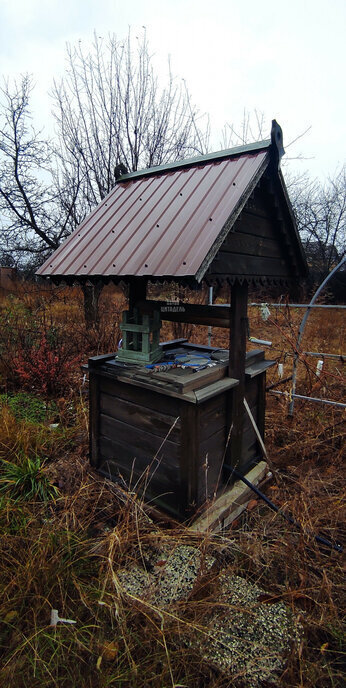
left=37, top=149, right=269, bottom=282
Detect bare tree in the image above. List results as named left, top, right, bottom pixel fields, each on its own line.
left=0, top=33, right=209, bottom=322
left=0, top=75, right=76, bottom=269
left=221, top=109, right=312, bottom=167
left=52, top=30, right=209, bottom=224
left=289, top=166, right=346, bottom=293
left=221, top=109, right=267, bottom=149
left=51, top=30, right=209, bottom=323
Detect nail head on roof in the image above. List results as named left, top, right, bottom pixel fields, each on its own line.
left=145, top=264, right=148, bottom=268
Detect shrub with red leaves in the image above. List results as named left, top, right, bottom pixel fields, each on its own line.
left=13, top=335, right=80, bottom=397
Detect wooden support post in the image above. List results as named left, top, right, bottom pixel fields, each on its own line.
left=152, top=310, right=161, bottom=350
left=228, top=281, right=248, bottom=470
left=128, top=280, right=147, bottom=351
left=89, top=371, right=100, bottom=468
left=256, top=372, right=266, bottom=441
left=128, top=278, right=147, bottom=311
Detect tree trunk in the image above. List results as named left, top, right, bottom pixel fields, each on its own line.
left=82, top=283, right=103, bottom=329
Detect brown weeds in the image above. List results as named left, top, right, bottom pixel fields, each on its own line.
left=0, top=287, right=344, bottom=687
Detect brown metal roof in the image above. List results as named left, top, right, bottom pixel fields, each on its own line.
left=37, top=148, right=270, bottom=283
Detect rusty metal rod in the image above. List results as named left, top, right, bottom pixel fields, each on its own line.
left=266, top=376, right=293, bottom=391
left=303, top=351, right=345, bottom=361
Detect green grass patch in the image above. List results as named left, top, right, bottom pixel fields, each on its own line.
left=0, top=392, right=58, bottom=425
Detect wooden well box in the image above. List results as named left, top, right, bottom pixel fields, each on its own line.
left=88, top=346, right=273, bottom=519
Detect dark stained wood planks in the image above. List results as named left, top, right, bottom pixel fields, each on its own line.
left=99, top=376, right=178, bottom=415
left=100, top=414, right=179, bottom=462
left=234, top=210, right=278, bottom=238
left=221, top=233, right=283, bottom=259
left=210, top=254, right=290, bottom=278
left=198, top=426, right=227, bottom=502
left=207, top=177, right=301, bottom=282
left=100, top=393, right=181, bottom=442
left=199, top=393, right=227, bottom=435
left=88, top=345, right=269, bottom=519
left=98, top=456, right=180, bottom=514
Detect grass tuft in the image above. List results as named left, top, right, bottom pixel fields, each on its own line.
left=0, top=454, right=59, bottom=503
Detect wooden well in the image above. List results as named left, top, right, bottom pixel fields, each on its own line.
left=37, top=121, right=308, bottom=522
left=89, top=343, right=272, bottom=519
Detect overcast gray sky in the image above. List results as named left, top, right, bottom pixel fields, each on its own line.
left=1, top=0, right=345, bottom=180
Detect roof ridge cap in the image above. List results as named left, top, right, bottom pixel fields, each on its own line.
left=117, top=139, right=271, bottom=182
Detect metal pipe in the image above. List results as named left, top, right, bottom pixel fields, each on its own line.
left=303, top=351, right=345, bottom=361
left=270, top=390, right=346, bottom=409
left=250, top=303, right=346, bottom=309
left=224, top=464, right=343, bottom=553
left=289, top=257, right=346, bottom=416
left=271, top=350, right=345, bottom=361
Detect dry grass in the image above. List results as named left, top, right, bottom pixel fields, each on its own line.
left=0, top=285, right=345, bottom=687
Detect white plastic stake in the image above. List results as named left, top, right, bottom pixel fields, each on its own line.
left=260, top=303, right=271, bottom=321
left=50, top=609, right=76, bottom=627
left=316, top=359, right=324, bottom=377
left=278, top=363, right=284, bottom=378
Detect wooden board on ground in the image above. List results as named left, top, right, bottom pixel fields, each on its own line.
left=190, top=461, right=269, bottom=533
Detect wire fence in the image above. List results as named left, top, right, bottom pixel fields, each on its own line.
left=248, top=301, right=345, bottom=414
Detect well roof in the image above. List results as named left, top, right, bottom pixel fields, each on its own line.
left=37, top=121, right=307, bottom=286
